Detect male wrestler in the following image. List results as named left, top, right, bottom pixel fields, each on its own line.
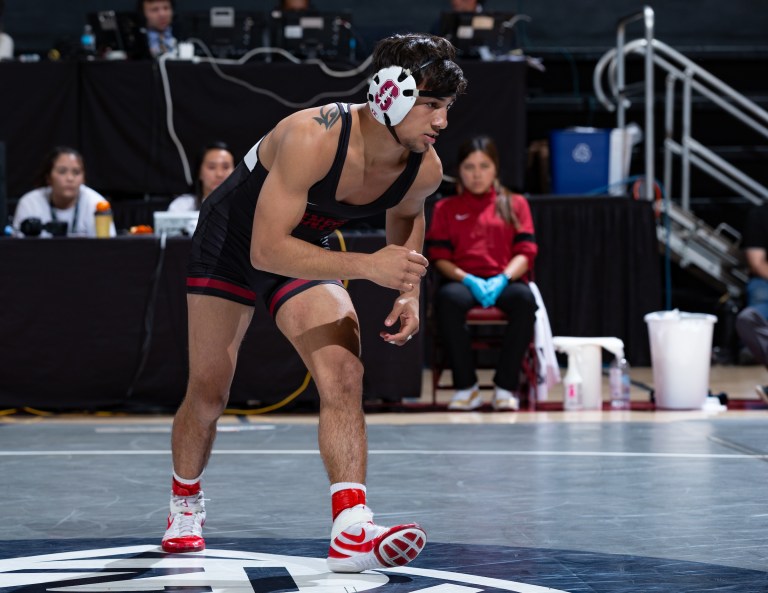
left=161, top=33, right=467, bottom=573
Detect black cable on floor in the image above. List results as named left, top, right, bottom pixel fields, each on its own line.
left=126, top=233, right=168, bottom=400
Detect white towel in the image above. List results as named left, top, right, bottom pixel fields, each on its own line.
left=529, top=282, right=561, bottom=401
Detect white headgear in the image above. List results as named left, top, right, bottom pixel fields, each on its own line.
left=367, top=66, right=418, bottom=127
left=367, top=60, right=441, bottom=127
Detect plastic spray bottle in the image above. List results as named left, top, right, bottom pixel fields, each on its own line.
left=562, top=347, right=583, bottom=410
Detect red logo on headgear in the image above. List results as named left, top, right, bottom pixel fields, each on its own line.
left=375, top=80, right=400, bottom=112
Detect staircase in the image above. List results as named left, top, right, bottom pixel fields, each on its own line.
left=592, top=6, right=768, bottom=301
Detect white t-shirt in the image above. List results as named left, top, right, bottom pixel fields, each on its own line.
left=0, top=33, right=13, bottom=60
left=167, top=194, right=199, bottom=212
left=12, top=185, right=116, bottom=238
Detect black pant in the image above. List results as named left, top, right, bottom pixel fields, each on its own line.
left=435, top=280, right=537, bottom=391
left=736, top=306, right=768, bottom=369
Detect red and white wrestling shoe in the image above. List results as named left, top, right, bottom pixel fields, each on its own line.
left=327, top=504, right=427, bottom=573
left=161, top=489, right=206, bottom=553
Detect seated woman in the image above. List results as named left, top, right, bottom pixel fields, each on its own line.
left=167, top=142, right=235, bottom=212
left=425, top=135, right=538, bottom=411
left=12, top=146, right=115, bottom=237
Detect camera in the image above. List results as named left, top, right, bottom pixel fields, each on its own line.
left=19, top=218, right=68, bottom=237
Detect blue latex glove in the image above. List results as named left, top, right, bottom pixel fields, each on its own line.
left=462, top=274, right=492, bottom=307
left=484, top=273, right=509, bottom=307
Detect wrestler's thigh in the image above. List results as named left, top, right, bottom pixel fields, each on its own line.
left=187, top=294, right=254, bottom=386
left=274, top=283, right=361, bottom=377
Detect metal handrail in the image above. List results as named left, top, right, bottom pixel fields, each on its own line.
left=615, top=6, right=655, bottom=201
left=593, top=5, right=768, bottom=211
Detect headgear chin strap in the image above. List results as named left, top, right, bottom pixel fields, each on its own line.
left=367, top=61, right=445, bottom=130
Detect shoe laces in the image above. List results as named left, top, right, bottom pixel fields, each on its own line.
left=168, top=492, right=205, bottom=538
left=170, top=492, right=205, bottom=515
left=173, top=510, right=204, bottom=538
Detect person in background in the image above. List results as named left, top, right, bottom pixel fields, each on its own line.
left=735, top=202, right=768, bottom=403
left=12, top=146, right=115, bottom=238
left=135, top=0, right=177, bottom=59
left=168, top=142, right=235, bottom=212
left=430, top=0, right=484, bottom=37
left=450, top=0, right=483, bottom=11
left=0, top=0, right=13, bottom=60
left=278, top=0, right=311, bottom=10
left=426, top=135, right=537, bottom=411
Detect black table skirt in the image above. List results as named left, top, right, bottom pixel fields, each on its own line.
left=0, top=198, right=660, bottom=411
left=0, top=232, right=424, bottom=410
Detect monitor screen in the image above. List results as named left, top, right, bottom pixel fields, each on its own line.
left=180, top=7, right=267, bottom=59
left=268, top=10, right=355, bottom=62
left=87, top=11, right=143, bottom=57
left=439, top=11, right=519, bottom=59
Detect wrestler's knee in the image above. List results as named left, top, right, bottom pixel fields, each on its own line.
left=184, top=373, right=231, bottom=419
left=316, top=356, right=364, bottom=406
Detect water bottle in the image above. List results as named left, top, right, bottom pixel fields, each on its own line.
left=94, top=200, right=113, bottom=238
left=81, top=24, right=96, bottom=59
left=609, top=356, right=631, bottom=409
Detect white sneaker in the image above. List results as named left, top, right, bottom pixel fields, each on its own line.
left=448, top=384, right=482, bottom=410
left=161, top=491, right=206, bottom=553
left=327, top=504, right=426, bottom=573
left=492, top=386, right=520, bottom=411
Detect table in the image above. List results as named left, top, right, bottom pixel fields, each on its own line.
left=0, top=231, right=423, bottom=410
left=0, top=198, right=661, bottom=411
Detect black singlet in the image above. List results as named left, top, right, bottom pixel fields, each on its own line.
left=187, top=102, right=425, bottom=314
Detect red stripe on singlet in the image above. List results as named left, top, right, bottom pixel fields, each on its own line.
left=187, top=277, right=256, bottom=300
left=269, top=279, right=312, bottom=316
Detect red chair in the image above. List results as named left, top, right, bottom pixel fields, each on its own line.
left=430, top=305, right=538, bottom=410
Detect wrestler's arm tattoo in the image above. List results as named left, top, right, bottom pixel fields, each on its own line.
left=313, top=106, right=340, bottom=130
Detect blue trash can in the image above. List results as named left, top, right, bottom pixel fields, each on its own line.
left=549, top=127, right=611, bottom=194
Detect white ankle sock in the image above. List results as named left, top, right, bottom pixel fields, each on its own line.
left=173, top=472, right=203, bottom=486
left=330, top=482, right=366, bottom=495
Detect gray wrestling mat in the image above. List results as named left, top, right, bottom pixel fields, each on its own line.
left=2, top=416, right=768, bottom=592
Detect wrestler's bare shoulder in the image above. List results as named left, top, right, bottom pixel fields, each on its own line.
left=260, top=103, right=348, bottom=168
left=272, top=103, right=348, bottom=140
left=413, top=146, right=444, bottom=194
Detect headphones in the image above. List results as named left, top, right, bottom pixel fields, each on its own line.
left=367, top=61, right=443, bottom=127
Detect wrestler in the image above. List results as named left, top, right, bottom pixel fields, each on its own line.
left=161, top=32, right=467, bottom=573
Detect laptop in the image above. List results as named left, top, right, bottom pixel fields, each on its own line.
left=153, top=211, right=199, bottom=237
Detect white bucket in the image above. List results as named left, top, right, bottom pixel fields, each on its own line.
left=644, top=310, right=717, bottom=409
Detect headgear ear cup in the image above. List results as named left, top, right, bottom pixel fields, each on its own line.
left=367, top=65, right=418, bottom=127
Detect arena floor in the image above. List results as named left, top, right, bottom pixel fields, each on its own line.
left=2, top=365, right=768, bottom=592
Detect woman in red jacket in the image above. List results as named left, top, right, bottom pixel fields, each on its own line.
left=426, top=135, right=538, bottom=411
